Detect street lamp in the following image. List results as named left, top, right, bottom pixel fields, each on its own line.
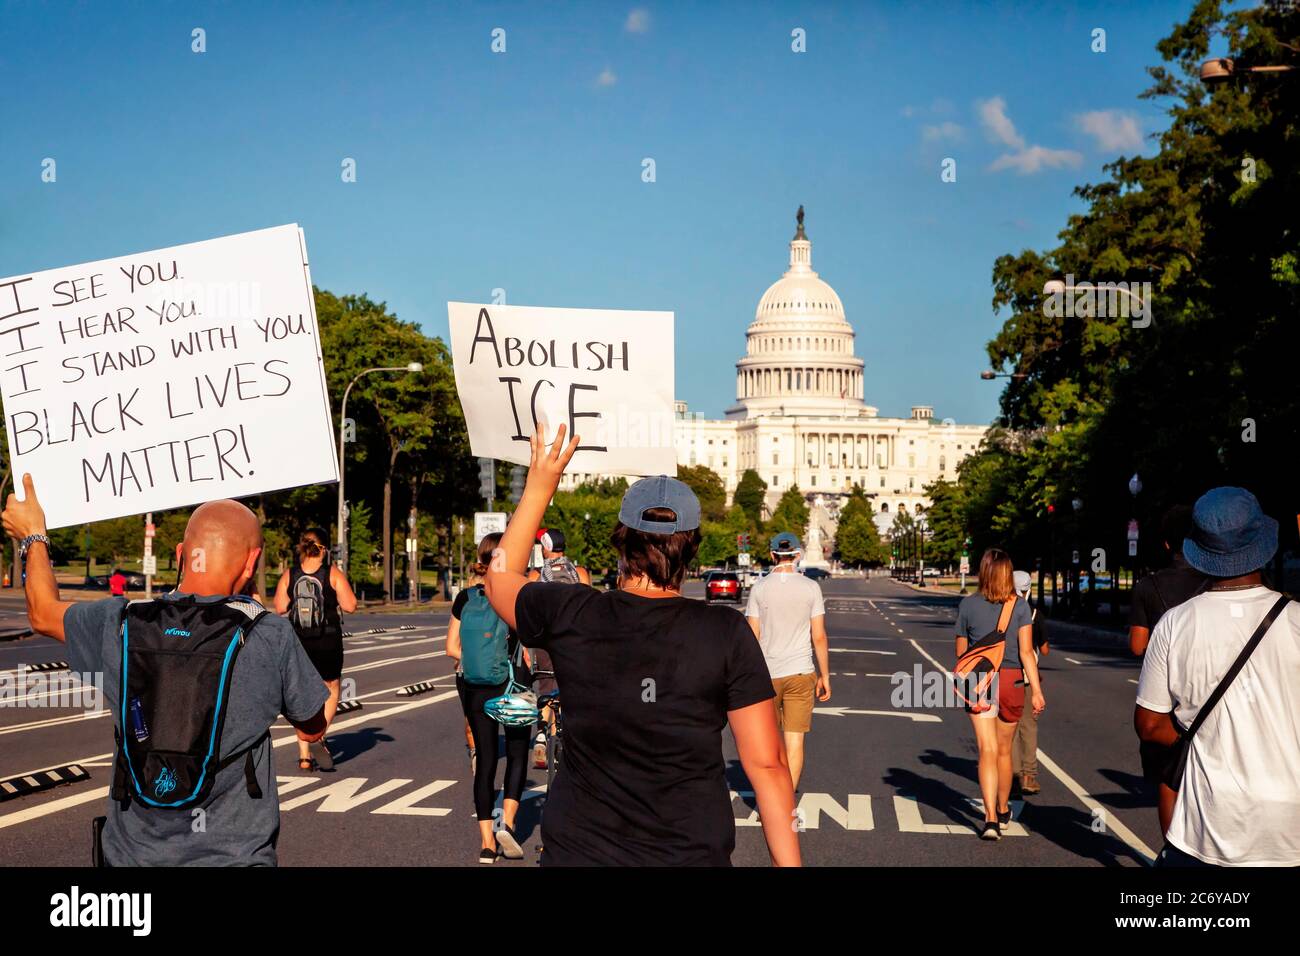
left=1200, top=57, right=1296, bottom=85
left=916, top=516, right=928, bottom=588
left=980, top=370, right=1028, bottom=381
left=336, top=362, right=424, bottom=574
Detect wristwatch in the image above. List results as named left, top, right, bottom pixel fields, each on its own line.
left=19, top=533, right=51, bottom=562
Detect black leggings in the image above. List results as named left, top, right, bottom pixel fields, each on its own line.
left=457, top=675, right=531, bottom=820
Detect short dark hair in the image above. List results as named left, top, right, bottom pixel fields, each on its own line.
left=1160, top=505, right=1194, bottom=554
left=610, top=507, right=701, bottom=591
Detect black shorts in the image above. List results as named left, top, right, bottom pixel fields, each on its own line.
left=299, top=632, right=343, bottom=681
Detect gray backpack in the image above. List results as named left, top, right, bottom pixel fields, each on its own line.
left=291, top=570, right=326, bottom=638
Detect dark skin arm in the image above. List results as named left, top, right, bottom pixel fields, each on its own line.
left=1134, top=705, right=1179, bottom=745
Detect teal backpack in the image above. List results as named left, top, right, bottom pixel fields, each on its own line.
left=459, top=586, right=511, bottom=686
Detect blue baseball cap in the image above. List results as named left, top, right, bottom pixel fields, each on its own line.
left=1182, top=486, right=1277, bottom=578
left=769, top=532, right=802, bottom=554
left=618, top=476, right=701, bottom=533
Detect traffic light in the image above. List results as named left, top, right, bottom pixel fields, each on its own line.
left=509, top=466, right=526, bottom=504
left=477, top=458, right=494, bottom=502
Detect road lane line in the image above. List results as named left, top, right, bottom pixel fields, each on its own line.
left=0, top=709, right=110, bottom=737
left=829, top=648, right=896, bottom=656
left=1033, top=749, right=1156, bottom=864
left=1065, top=657, right=1083, bottom=665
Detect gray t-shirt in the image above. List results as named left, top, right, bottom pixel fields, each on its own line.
left=64, top=592, right=328, bottom=866
left=744, top=568, right=825, bottom=679
left=955, top=593, right=1032, bottom=670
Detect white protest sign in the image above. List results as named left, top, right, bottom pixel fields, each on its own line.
left=448, top=302, right=675, bottom=476
left=0, top=224, right=338, bottom=529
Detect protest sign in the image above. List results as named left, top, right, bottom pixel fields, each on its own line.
left=448, top=302, right=675, bottom=476
left=0, top=224, right=338, bottom=529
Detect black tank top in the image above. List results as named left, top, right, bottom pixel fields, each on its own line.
left=289, top=562, right=342, bottom=637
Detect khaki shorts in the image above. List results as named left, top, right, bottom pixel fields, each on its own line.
left=771, top=673, right=816, bottom=733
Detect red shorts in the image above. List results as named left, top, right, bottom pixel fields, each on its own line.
left=997, top=668, right=1025, bottom=723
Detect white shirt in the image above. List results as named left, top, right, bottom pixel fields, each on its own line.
left=744, top=567, right=825, bottom=680
left=1136, top=586, right=1300, bottom=866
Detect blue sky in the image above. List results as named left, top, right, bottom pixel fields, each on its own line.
left=1, top=1, right=1201, bottom=423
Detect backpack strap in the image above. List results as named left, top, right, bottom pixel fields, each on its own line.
left=215, top=729, right=270, bottom=799
left=995, top=597, right=1017, bottom=635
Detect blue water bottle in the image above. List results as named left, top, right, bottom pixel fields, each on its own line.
left=129, top=697, right=150, bottom=743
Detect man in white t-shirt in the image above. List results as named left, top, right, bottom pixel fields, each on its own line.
left=746, top=532, right=830, bottom=791
left=1135, top=486, right=1299, bottom=866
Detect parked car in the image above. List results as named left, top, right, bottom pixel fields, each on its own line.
left=922, top=566, right=942, bottom=578
left=88, top=568, right=147, bottom=589
left=705, top=571, right=743, bottom=603
left=802, top=567, right=830, bottom=581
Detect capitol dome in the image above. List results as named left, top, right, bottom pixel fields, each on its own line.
left=727, top=208, right=866, bottom=420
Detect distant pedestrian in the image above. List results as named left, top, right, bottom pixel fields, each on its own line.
left=1136, top=487, right=1299, bottom=866
left=1010, top=570, right=1048, bottom=796
left=745, top=531, right=831, bottom=792
left=109, top=569, right=127, bottom=597
left=447, top=532, right=530, bottom=864
left=1127, top=504, right=1210, bottom=834
left=274, top=528, right=357, bottom=772
left=955, top=549, right=1045, bottom=840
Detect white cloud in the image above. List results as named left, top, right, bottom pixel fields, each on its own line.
left=988, top=145, right=1083, bottom=175
left=977, top=96, right=1024, bottom=149
left=922, top=121, right=964, bottom=143
left=625, top=8, right=650, bottom=33
left=978, top=96, right=1083, bottom=175
left=1076, top=110, right=1143, bottom=152
left=596, top=67, right=618, bottom=87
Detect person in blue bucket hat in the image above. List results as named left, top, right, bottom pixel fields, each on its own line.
left=1135, top=487, right=1300, bottom=867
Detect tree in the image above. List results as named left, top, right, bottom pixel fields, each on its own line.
left=920, top=479, right=966, bottom=566
left=969, top=1, right=1300, bottom=574
left=835, top=514, right=885, bottom=567
left=765, top=485, right=811, bottom=543
left=733, top=470, right=768, bottom=526
left=677, top=465, right=727, bottom=521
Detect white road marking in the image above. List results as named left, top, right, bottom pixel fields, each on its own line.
left=0, top=709, right=109, bottom=737
left=1065, top=657, right=1083, bottom=665
left=0, top=752, right=113, bottom=781
left=1033, top=749, right=1156, bottom=864
left=1127, top=679, right=1138, bottom=685
left=0, top=690, right=462, bottom=831
left=814, top=706, right=941, bottom=723
left=829, top=648, right=897, bottom=656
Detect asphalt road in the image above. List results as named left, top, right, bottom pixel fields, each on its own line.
left=0, top=576, right=1162, bottom=866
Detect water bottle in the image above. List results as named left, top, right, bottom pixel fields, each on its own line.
left=129, top=697, right=150, bottom=743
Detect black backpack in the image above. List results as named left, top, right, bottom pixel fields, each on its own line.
left=110, top=596, right=269, bottom=810
left=291, top=568, right=327, bottom=638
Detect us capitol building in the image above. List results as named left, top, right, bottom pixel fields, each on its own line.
left=562, top=209, right=988, bottom=565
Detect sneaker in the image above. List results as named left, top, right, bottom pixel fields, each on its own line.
left=980, top=821, right=1001, bottom=841
left=1021, top=772, right=1041, bottom=795
left=533, top=741, right=548, bottom=770
left=997, top=807, right=1012, bottom=830
left=478, top=848, right=497, bottom=865
left=309, top=739, right=334, bottom=771
left=496, top=824, right=524, bottom=860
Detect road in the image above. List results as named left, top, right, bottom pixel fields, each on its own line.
left=0, top=576, right=1162, bottom=866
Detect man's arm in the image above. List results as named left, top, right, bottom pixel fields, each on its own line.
left=2, top=475, right=72, bottom=641
left=289, top=708, right=328, bottom=743
left=1128, top=626, right=1151, bottom=657
left=811, top=615, right=831, bottom=701
left=746, top=616, right=762, bottom=638
left=1134, top=705, right=1178, bottom=745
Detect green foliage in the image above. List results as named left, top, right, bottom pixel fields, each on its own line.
left=733, top=469, right=768, bottom=525
left=543, top=490, right=622, bottom=573
left=835, top=514, right=886, bottom=567
left=676, top=465, right=727, bottom=521
left=968, top=1, right=1300, bottom=567
left=347, top=498, right=378, bottom=586
left=764, top=485, right=811, bottom=543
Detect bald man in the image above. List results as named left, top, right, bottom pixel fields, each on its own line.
left=2, top=476, right=329, bottom=866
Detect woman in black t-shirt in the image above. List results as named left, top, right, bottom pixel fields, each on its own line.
left=274, top=527, right=357, bottom=771
left=484, top=426, right=801, bottom=867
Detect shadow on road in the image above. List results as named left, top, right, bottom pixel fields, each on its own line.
left=327, top=727, right=395, bottom=766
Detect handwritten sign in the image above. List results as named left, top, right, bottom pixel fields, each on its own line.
left=0, top=224, right=338, bottom=529
left=448, top=302, right=675, bottom=476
